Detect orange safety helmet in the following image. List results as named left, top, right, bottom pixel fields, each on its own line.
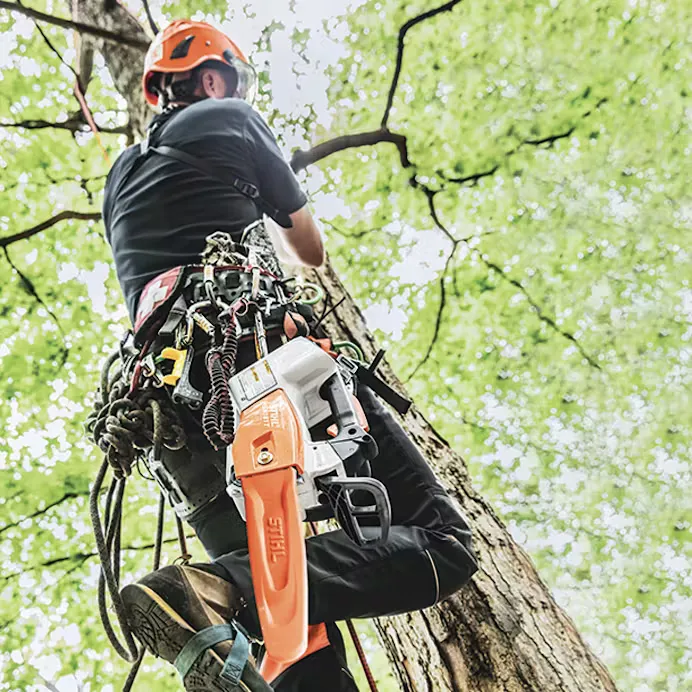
left=142, top=20, right=256, bottom=106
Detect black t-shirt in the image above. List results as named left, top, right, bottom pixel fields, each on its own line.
left=103, top=99, right=307, bottom=322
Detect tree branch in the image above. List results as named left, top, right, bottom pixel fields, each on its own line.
left=0, top=536, right=196, bottom=583
left=381, top=0, right=464, bottom=128
left=410, top=180, right=458, bottom=244
left=141, top=0, right=159, bottom=35
left=523, top=126, right=575, bottom=148
left=0, top=117, right=128, bottom=135
left=482, top=259, right=601, bottom=369
left=321, top=219, right=383, bottom=239
left=3, top=247, right=70, bottom=366
left=0, top=491, right=88, bottom=536
left=406, top=244, right=458, bottom=381
left=0, top=210, right=101, bottom=248
left=443, top=164, right=499, bottom=185
left=291, top=128, right=410, bottom=173
left=0, top=1, right=150, bottom=49
left=38, top=677, right=62, bottom=692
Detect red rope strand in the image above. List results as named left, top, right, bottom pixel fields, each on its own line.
left=308, top=521, right=379, bottom=691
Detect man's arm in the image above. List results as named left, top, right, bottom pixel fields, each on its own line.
left=241, top=105, right=325, bottom=267
left=281, top=206, right=324, bottom=267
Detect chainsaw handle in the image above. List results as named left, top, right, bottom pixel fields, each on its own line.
left=319, top=373, right=378, bottom=475
left=316, top=476, right=391, bottom=547
left=319, top=371, right=359, bottom=431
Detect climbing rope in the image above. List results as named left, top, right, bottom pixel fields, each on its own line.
left=86, top=346, right=188, bottom=688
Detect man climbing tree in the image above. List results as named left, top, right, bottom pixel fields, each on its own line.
left=11, top=0, right=681, bottom=689
left=102, top=19, right=477, bottom=691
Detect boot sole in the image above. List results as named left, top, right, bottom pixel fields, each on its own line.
left=121, top=583, right=252, bottom=692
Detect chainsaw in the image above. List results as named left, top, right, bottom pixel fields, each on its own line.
left=226, top=334, right=392, bottom=667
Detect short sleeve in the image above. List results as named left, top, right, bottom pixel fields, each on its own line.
left=243, top=109, right=307, bottom=217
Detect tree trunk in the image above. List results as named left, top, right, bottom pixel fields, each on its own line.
left=311, top=263, right=618, bottom=692
left=76, top=2, right=619, bottom=689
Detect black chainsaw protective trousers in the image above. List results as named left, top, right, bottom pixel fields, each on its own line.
left=186, top=383, right=478, bottom=691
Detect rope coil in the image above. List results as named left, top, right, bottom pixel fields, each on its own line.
left=202, top=308, right=239, bottom=450
left=86, top=347, right=189, bottom=689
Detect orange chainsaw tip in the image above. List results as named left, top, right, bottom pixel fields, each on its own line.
left=260, top=623, right=331, bottom=683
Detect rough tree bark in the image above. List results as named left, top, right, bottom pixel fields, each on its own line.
left=70, top=2, right=619, bottom=690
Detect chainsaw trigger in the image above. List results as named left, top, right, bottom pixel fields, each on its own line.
left=316, top=476, right=391, bottom=548
left=327, top=394, right=369, bottom=437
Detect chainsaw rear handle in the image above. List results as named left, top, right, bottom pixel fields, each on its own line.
left=316, top=475, right=391, bottom=548
left=319, top=373, right=378, bottom=475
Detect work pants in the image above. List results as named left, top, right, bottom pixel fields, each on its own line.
left=187, top=383, right=478, bottom=691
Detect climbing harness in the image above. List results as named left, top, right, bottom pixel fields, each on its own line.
left=87, top=228, right=409, bottom=689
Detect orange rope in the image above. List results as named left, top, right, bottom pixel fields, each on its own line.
left=70, top=0, right=111, bottom=164
left=308, top=521, right=379, bottom=691
left=73, top=79, right=111, bottom=164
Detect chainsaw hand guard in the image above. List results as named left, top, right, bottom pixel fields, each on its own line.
left=316, top=475, right=391, bottom=548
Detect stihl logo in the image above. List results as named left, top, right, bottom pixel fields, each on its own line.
left=261, top=402, right=281, bottom=429
left=267, top=517, right=286, bottom=563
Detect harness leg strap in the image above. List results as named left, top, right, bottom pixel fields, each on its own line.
left=174, top=623, right=249, bottom=685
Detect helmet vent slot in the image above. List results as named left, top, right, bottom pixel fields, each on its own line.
left=170, top=35, right=195, bottom=60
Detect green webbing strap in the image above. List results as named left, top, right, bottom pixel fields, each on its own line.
left=174, top=623, right=249, bottom=685
left=220, top=626, right=250, bottom=685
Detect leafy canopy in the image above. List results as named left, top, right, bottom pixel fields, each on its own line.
left=0, top=0, right=689, bottom=690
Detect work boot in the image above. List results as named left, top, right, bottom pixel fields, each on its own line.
left=121, top=563, right=271, bottom=691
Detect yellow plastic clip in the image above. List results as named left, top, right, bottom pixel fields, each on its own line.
left=160, top=347, right=188, bottom=386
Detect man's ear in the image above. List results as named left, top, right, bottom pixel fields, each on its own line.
left=200, top=70, right=214, bottom=97
left=200, top=70, right=226, bottom=98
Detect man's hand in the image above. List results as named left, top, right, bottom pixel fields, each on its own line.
left=279, top=206, right=325, bottom=267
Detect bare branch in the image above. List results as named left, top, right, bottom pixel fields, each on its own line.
left=0, top=558, right=90, bottom=631
left=0, top=491, right=88, bottom=536
left=141, top=0, right=159, bottom=35
left=523, top=127, right=575, bottom=148
left=0, top=536, right=196, bottom=583
left=3, top=247, right=70, bottom=366
left=291, top=128, right=410, bottom=173
left=22, top=1, right=80, bottom=81
left=382, top=0, right=464, bottom=129
left=406, top=245, right=458, bottom=381
left=0, top=118, right=128, bottom=135
left=444, top=164, right=499, bottom=185
left=321, top=219, right=383, bottom=239
left=0, top=1, right=150, bottom=49
left=0, top=210, right=101, bottom=248
left=411, top=181, right=458, bottom=244
left=1, top=172, right=108, bottom=194
left=38, top=676, right=62, bottom=692
left=482, top=259, right=601, bottom=369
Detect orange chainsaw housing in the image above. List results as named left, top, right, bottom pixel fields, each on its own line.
left=231, top=389, right=308, bottom=664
